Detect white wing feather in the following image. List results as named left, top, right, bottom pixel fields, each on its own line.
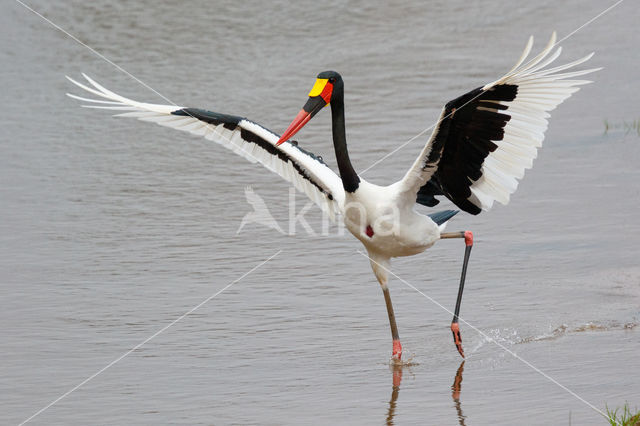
left=67, top=74, right=345, bottom=220
left=471, top=32, right=599, bottom=211
left=401, top=32, right=599, bottom=212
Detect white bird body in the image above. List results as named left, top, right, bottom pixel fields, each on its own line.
left=67, top=32, right=598, bottom=359
left=343, top=180, right=441, bottom=259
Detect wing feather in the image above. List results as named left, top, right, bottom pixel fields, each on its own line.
left=400, top=32, right=599, bottom=214
left=67, top=75, right=344, bottom=219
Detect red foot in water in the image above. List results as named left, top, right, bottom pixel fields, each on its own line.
left=392, top=339, right=402, bottom=360
left=451, top=322, right=465, bottom=358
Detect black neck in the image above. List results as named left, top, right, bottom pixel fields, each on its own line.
left=330, top=90, right=360, bottom=193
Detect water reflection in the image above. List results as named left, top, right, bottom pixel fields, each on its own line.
left=385, top=364, right=403, bottom=425
left=385, top=361, right=466, bottom=425
left=452, top=361, right=467, bottom=426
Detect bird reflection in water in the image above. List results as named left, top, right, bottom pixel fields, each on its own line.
left=385, top=363, right=404, bottom=425
left=385, top=360, right=467, bottom=425
left=452, top=361, right=467, bottom=426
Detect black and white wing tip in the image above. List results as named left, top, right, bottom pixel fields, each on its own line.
left=470, top=31, right=600, bottom=211
left=406, top=32, right=600, bottom=214
left=66, top=74, right=344, bottom=220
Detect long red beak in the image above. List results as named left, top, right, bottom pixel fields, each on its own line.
left=276, top=81, right=332, bottom=146
left=276, top=109, right=311, bottom=146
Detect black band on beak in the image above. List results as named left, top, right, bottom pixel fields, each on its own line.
left=303, top=95, right=328, bottom=119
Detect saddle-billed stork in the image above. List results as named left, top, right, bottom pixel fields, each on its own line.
left=67, top=32, right=597, bottom=360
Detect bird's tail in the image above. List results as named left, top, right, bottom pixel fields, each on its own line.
left=428, top=210, right=459, bottom=232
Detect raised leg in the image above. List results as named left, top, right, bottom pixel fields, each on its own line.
left=382, top=284, right=402, bottom=361
left=440, top=231, right=474, bottom=358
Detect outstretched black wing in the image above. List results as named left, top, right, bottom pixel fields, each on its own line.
left=400, top=33, right=598, bottom=214
left=415, top=84, right=517, bottom=214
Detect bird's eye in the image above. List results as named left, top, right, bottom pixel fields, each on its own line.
left=329, top=77, right=336, bottom=83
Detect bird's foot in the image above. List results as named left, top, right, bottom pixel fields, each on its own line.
left=392, top=339, right=403, bottom=361
left=451, top=322, right=465, bottom=358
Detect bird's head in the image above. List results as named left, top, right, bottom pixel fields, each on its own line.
left=276, top=71, right=342, bottom=146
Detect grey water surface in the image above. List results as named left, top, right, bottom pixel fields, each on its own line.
left=2, top=1, right=639, bottom=425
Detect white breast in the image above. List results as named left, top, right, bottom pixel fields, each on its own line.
left=342, top=180, right=440, bottom=257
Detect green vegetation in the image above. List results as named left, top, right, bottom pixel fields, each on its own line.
left=603, top=119, right=640, bottom=136
left=605, top=403, right=640, bottom=426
